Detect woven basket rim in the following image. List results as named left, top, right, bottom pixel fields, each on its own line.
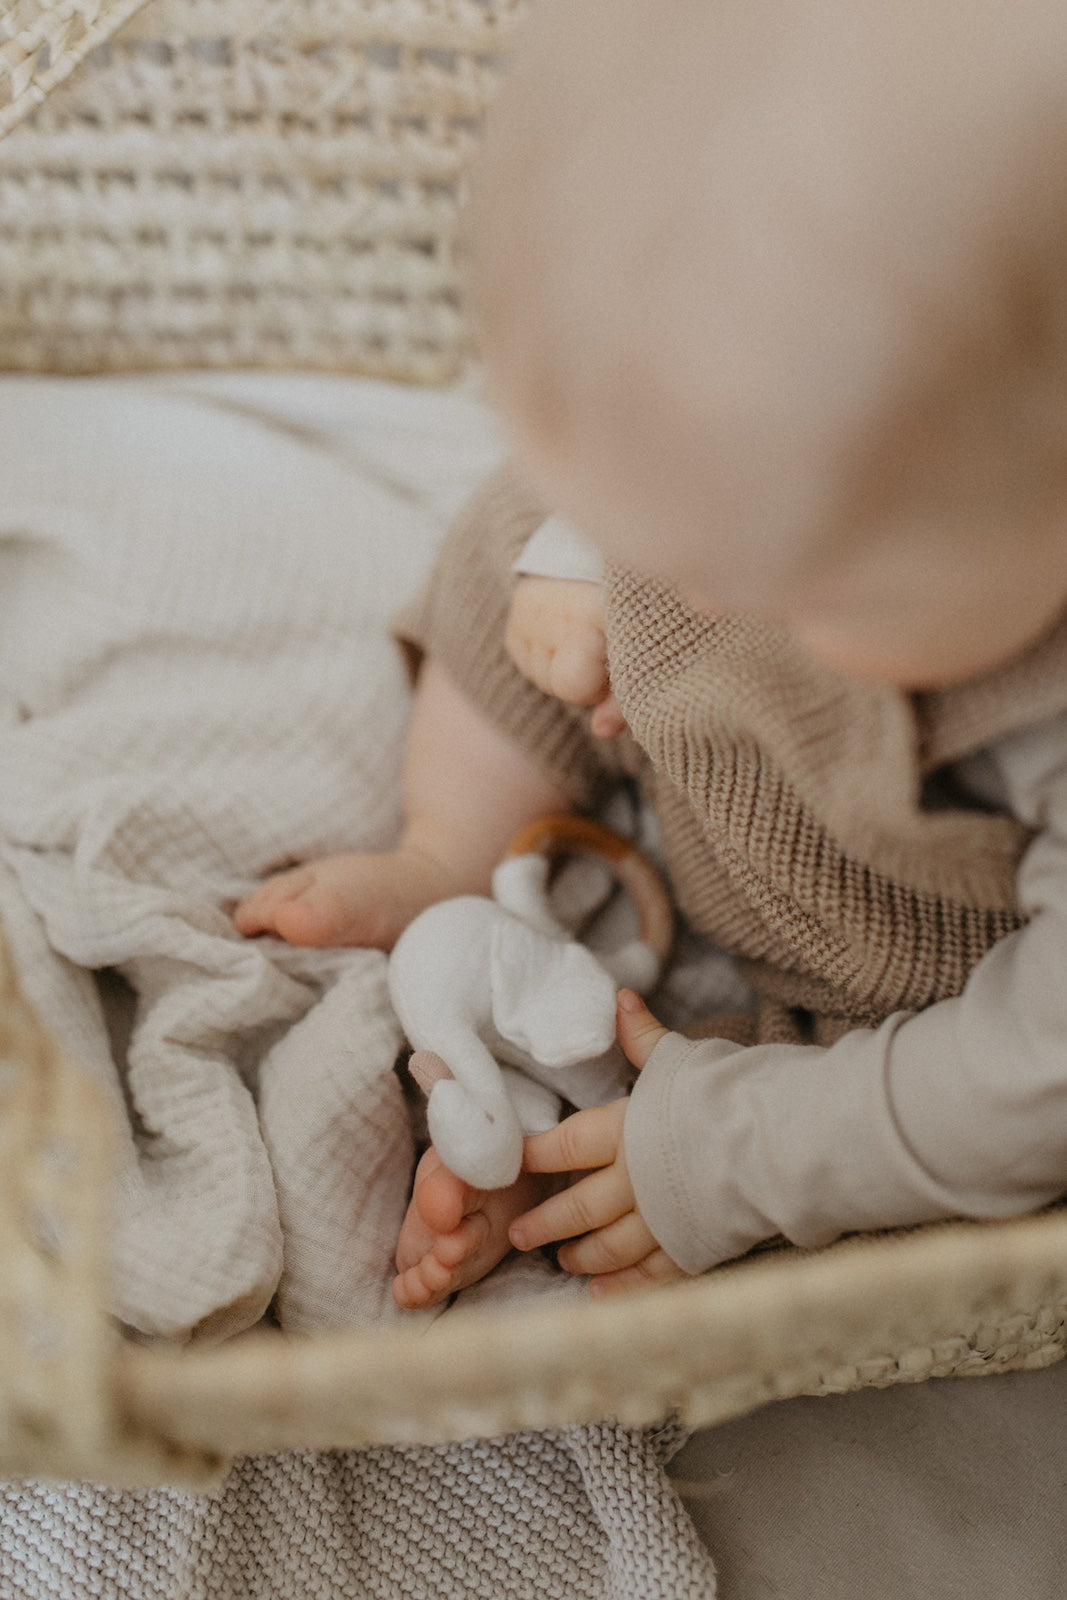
left=107, top=1203, right=1067, bottom=1485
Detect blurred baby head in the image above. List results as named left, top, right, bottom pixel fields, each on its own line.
left=468, top=0, right=1067, bottom=688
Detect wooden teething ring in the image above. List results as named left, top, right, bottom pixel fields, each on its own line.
left=502, top=813, right=674, bottom=970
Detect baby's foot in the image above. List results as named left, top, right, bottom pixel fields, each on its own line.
left=233, top=844, right=460, bottom=951
left=393, top=1146, right=548, bottom=1309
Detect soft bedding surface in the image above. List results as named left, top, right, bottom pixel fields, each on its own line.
left=0, top=371, right=509, bottom=1342
left=0, top=373, right=719, bottom=1599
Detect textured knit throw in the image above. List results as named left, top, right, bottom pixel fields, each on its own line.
left=403, top=463, right=1067, bottom=1044
left=0, top=1421, right=714, bottom=1600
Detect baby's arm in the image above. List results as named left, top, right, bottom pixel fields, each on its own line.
left=516, top=977, right=1067, bottom=1287
left=234, top=658, right=572, bottom=950
left=516, top=715, right=1067, bottom=1281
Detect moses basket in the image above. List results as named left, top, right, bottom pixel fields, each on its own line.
left=2, top=0, right=1067, bottom=1493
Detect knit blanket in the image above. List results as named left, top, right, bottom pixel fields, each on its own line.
left=0, top=374, right=718, bottom=1597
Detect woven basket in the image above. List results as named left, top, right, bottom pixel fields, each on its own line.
left=0, top=0, right=524, bottom=381
left=2, top=0, right=1067, bottom=1493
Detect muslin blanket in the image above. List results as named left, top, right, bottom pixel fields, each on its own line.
left=0, top=373, right=719, bottom=1597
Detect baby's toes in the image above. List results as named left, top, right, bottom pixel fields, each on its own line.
left=392, top=1255, right=451, bottom=1309
left=414, top=1154, right=483, bottom=1236
left=433, top=1212, right=491, bottom=1269
left=392, top=1231, right=480, bottom=1309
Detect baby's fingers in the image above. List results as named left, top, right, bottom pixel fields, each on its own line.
left=233, top=865, right=314, bottom=934
left=616, top=990, right=670, bottom=1070
left=589, top=1250, right=688, bottom=1299
left=590, top=691, right=626, bottom=739
left=555, top=1210, right=658, bottom=1277
left=521, top=1100, right=627, bottom=1175
left=509, top=1162, right=632, bottom=1252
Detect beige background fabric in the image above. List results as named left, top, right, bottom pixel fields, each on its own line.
left=674, top=1358, right=1067, bottom=1598
left=0, top=372, right=481, bottom=1342
left=1, top=1420, right=717, bottom=1600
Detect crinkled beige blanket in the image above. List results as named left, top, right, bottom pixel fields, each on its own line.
left=0, top=373, right=718, bottom=1597
left=0, top=372, right=488, bottom=1342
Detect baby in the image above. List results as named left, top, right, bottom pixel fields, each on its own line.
left=235, top=463, right=1067, bottom=1312
left=237, top=0, right=1067, bottom=1308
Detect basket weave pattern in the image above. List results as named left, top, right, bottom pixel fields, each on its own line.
left=0, top=0, right=151, bottom=133
left=0, top=0, right=523, bottom=380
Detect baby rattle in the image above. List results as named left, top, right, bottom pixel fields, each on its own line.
left=387, top=814, right=674, bottom=1190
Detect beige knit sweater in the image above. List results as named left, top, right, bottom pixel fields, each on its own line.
left=401, top=464, right=1067, bottom=1042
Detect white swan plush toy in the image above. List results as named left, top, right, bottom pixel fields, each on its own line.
left=387, top=815, right=673, bottom=1190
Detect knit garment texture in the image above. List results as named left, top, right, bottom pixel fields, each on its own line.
left=399, top=464, right=1067, bottom=1043
left=0, top=1422, right=714, bottom=1600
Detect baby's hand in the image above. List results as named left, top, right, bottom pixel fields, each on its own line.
left=506, top=575, right=625, bottom=737
left=508, top=991, right=685, bottom=1296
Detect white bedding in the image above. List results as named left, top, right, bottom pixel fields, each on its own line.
left=0, top=371, right=510, bottom=1341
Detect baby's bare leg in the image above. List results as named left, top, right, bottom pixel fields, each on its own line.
left=234, top=659, right=572, bottom=950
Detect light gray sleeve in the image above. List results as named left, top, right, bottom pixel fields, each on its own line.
left=512, top=515, right=605, bottom=584
left=625, top=712, right=1067, bottom=1275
